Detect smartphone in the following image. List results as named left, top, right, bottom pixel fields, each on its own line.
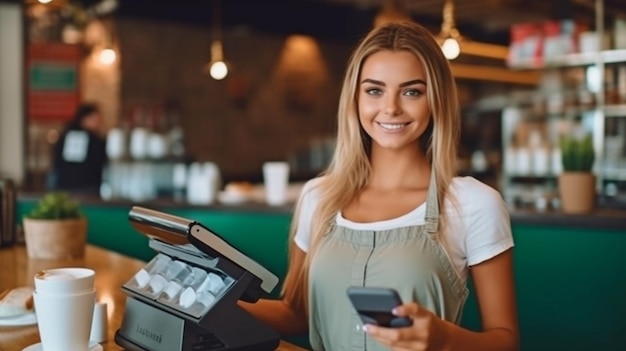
left=346, top=286, right=413, bottom=328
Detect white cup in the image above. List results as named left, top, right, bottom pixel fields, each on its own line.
left=33, top=268, right=96, bottom=351
left=34, top=267, right=95, bottom=295
left=262, top=162, right=290, bottom=206
left=105, top=128, right=126, bottom=160
left=33, top=289, right=95, bottom=351
left=579, top=31, right=599, bottom=53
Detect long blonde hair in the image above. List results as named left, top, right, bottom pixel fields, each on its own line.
left=281, top=21, right=460, bottom=316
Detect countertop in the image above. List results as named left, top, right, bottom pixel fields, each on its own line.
left=0, top=245, right=307, bottom=351
left=508, top=207, right=625, bottom=231
left=17, top=192, right=626, bottom=231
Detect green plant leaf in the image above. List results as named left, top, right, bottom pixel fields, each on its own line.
left=26, top=191, right=83, bottom=220
left=560, top=134, right=595, bottom=172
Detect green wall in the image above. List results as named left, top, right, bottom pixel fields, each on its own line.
left=460, top=225, right=626, bottom=351
left=16, top=200, right=626, bottom=350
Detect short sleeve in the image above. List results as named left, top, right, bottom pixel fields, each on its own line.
left=293, top=178, right=322, bottom=253
left=462, top=180, right=514, bottom=266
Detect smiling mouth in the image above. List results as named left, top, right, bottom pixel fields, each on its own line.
left=377, top=122, right=410, bottom=131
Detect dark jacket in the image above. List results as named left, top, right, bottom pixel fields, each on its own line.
left=48, top=127, right=107, bottom=195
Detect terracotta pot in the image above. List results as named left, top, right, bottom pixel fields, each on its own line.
left=23, top=218, right=88, bottom=259
left=558, top=172, right=596, bottom=214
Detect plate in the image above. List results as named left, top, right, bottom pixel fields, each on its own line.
left=218, top=191, right=251, bottom=205
left=22, top=341, right=103, bottom=351
left=0, top=311, right=37, bottom=327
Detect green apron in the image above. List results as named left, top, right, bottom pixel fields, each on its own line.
left=308, top=172, right=469, bottom=350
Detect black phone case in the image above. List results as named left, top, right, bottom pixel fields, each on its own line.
left=346, top=286, right=413, bottom=328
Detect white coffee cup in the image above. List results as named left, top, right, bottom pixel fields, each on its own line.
left=34, top=267, right=95, bottom=295
left=33, top=268, right=96, bottom=351
left=262, top=162, right=290, bottom=206
left=33, top=289, right=95, bottom=351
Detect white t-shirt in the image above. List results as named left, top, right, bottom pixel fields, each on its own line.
left=294, top=176, right=514, bottom=283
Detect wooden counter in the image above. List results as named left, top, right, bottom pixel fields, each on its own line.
left=0, top=245, right=306, bottom=351
left=11, top=195, right=626, bottom=351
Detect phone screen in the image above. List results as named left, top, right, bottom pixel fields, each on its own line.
left=346, top=286, right=413, bottom=328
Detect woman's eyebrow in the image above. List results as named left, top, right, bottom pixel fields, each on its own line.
left=399, top=79, right=426, bottom=87
left=360, top=78, right=385, bottom=86
left=360, top=78, right=426, bottom=87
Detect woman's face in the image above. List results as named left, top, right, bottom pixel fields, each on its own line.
left=357, top=50, right=431, bottom=152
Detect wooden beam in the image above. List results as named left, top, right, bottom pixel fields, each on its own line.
left=449, top=63, right=541, bottom=85
left=459, top=40, right=510, bottom=60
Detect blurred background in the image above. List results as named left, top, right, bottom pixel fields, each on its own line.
left=1, top=0, right=625, bottom=208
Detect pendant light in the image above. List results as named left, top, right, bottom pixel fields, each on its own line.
left=438, top=0, right=461, bottom=60
left=436, top=0, right=509, bottom=61
left=206, top=0, right=228, bottom=80
left=98, top=23, right=117, bottom=65
left=96, top=20, right=118, bottom=66
left=98, top=44, right=116, bottom=65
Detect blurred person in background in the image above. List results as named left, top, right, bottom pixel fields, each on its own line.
left=48, top=103, right=107, bottom=195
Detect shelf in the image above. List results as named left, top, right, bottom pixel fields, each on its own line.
left=506, top=175, right=557, bottom=183
left=508, top=49, right=626, bottom=70
left=502, top=1, right=626, bottom=200
left=604, top=104, right=626, bottom=117
left=506, top=104, right=626, bottom=118
left=602, top=168, right=626, bottom=181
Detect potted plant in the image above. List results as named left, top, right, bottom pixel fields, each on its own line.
left=558, top=133, right=596, bottom=214
left=23, top=192, right=88, bottom=259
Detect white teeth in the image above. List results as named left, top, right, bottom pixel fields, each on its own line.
left=378, top=123, right=406, bottom=130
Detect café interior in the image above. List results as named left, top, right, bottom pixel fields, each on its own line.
left=0, top=0, right=625, bottom=350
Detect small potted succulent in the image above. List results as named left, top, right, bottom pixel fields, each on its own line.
left=23, top=192, right=88, bottom=259
left=558, top=133, right=596, bottom=213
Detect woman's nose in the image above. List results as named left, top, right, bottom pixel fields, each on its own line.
left=384, top=96, right=401, bottom=116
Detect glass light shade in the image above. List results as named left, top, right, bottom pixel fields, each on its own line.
left=442, top=37, right=460, bottom=60
left=209, top=61, right=228, bottom=80
left=98, top=48, right=117, bottom=65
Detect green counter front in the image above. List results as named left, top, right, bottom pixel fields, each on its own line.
left=15, top=198, right=626, bottom=351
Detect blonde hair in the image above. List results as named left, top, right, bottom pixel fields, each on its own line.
left=281, top=21, right=460, bottom=316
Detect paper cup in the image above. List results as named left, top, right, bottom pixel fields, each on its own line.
left=263, top=162, right=290, bottom=206
left=34, top=267, right=95, bottom=295
left=34, top=289, right=95, bottom=351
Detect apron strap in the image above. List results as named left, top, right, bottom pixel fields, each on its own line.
left=424, top=166, right=439, bottom=235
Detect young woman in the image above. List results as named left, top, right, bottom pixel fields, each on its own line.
left=242, top=21, right=518, bottom=351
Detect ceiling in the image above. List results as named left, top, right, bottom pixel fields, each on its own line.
left=11, top=0, right=626, bottom=44
left=105, top=0, right=626, bottom=46
left=318, top=0, right=626, bottom=32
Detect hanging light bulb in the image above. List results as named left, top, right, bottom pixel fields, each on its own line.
left=210, top=61, right=228, bottom=80
left=206, top=0, right=229, bottom=80
left=96, top=21, right=118, bottom=66
left=208, top=40, right=228, bottom=80
left=98, top=46, right=117, bottom=65
left=442, top=37, right=460, bottom=60
left=437, top=0, right=462, bottom=60
left=435, top=0, right=509, bottom=60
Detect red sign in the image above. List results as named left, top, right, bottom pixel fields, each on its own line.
left=27, top=43, right=81, bottom=122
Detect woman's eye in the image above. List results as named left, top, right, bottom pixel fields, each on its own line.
left=365, top=88, right=382, bottom=95
left=403, top=89, right=422, bottom=97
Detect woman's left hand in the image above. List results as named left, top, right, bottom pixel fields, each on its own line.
left=364, top=302, right=449, bottom=351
